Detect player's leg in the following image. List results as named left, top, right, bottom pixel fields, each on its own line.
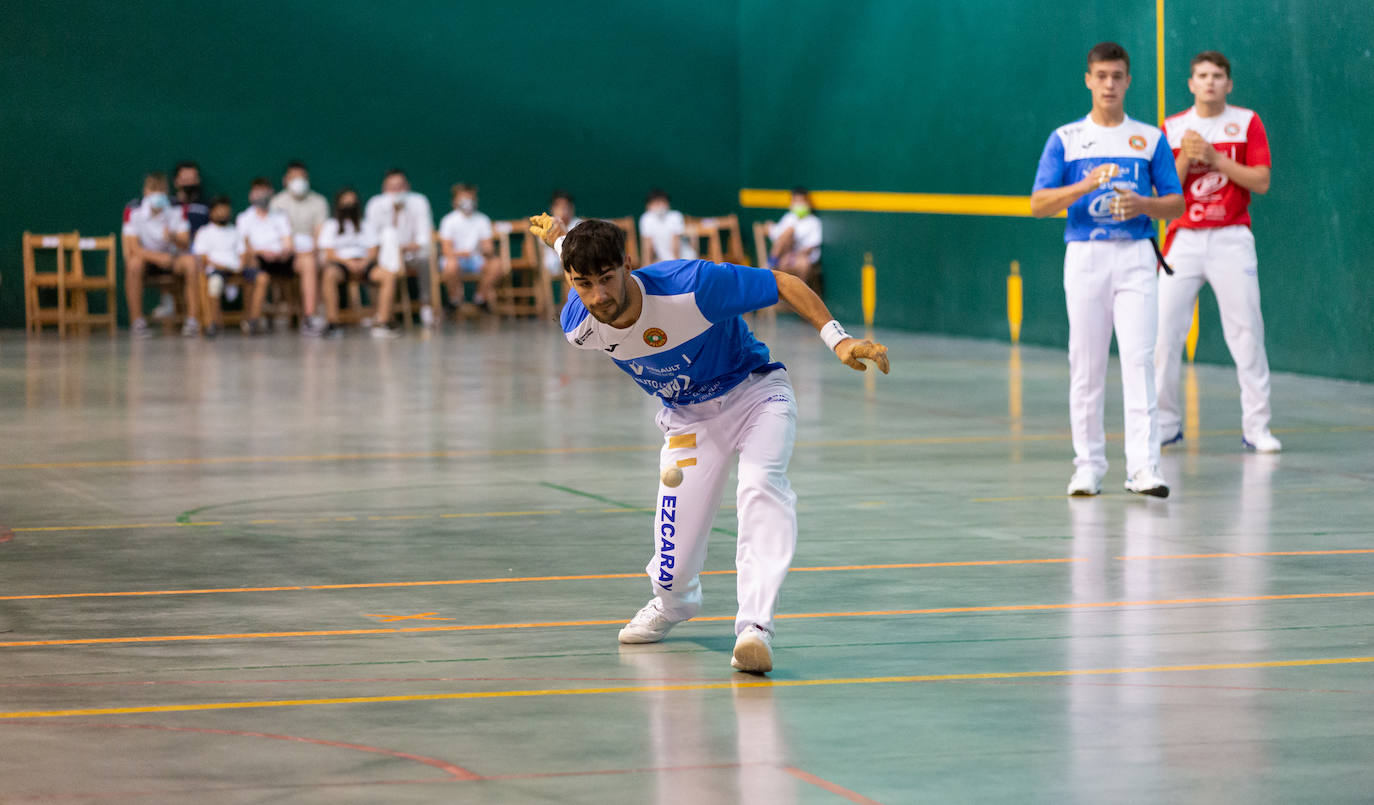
left=1063, top=241, right=1113, bottom=492
left=1208, top=226, right=1278, bottom=450
left=1154, top=230, right=1207, bottom=445
left=620, top=405, right=733, bottom=643
left=1113, top=240, right=1167, bottom=495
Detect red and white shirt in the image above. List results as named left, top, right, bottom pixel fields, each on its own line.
left=1163, top=104, right=1270, bottom=232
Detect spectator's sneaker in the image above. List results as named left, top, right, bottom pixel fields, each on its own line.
left=301, top=316, right=327, bottom=337
left=322, top=323, right=343, bottom=339
left=1161, top=430, right=1184, bottom=448
left=131, top=317, right=152, bottom=339
left=203, top=323, right=219, bottom=339
left=1124, top=466, right=1170, bottom=498
left=242, top=318, right=267, bottom=335
left=419, top=305, right=436, bottom=328
left=150, top=293, right=175, bottom=320
left=1243, top=433, right=1282, bottom=453
left=617, top=598, right=682, bottom=644
left=370, top=324, right=400, bottom=340
left=1066, top=468, right=1103, bottom=496
left=360, top=316, right=374, bottom=328
left=181, top=317, right=200, bottom=337
left=730, top=625, right=774, bottom=673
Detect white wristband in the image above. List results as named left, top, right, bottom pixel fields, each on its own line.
left=820, top=319, right=851, bottom=351
left=553, top=235, right=565, bottom=258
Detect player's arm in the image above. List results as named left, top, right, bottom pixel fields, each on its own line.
left=1030, top=164, right=1120, bottom=218
left=1111, top=187, right=1184, bottom=220
left=1207, top=150, right=1270, bottom=194
left=773, top=270, right=890, bottom=373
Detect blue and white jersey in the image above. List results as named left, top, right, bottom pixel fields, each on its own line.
left=1033, top=115, right=1182, bottom=242
left=561, top=260, right=783, bottom=406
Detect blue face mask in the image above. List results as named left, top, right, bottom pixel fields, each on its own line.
left=147, top=192, right=169, bottom=211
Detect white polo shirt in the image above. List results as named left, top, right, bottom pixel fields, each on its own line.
left=438, top=210, right=495, bottom=254
left=317, top=218, right=377, bottom=261
left=191, top=223, right=244, bottom=271
left=639, top=209, right=696, bottom=262
left=769, top=212, right=822, bottom=262
left=270, top=190, right=329, bottom=252
left=236, top=209, right=293, bottom=254
left=122, top=199, right=189, bottom=254
left=363, top=192, right=434, bottom=257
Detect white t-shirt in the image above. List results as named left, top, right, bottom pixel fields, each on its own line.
left=317, top=218, right=377, bottom=261
left=438, top=210, right=495, bottom=254
left=236, top=209, right=293, bottom=255
left=270, top=190, right=329, bottom=252
left=122, top=198, right=189, bottom=254
left=191, top=223, right=244, bottom=271
left=639, top=209, right=696, bottom=262
left=770, top=212, right=823, bottom=261
left=542, top=216, right=584, bottom=274
left=363, top=192, right=434, bottom=257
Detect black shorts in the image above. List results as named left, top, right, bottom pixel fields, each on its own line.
left=326, top=259, right=377, bottom=279
left=257, top=257, right=295, bottom=278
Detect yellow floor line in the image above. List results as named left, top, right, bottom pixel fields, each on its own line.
left=2, top=655, right=1369, bottom=720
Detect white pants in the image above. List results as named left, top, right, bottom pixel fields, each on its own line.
left=648, top=369, right=798, bottom=636
left=1155, top=225, right=1272, bottom=440
left=1064, top=239, right=1160, bottom=477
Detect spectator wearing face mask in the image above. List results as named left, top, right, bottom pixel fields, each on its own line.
left=767, top=187, right=823, bottom=283
left=319, top=187, right=398, bottom=340
left=639, top=188, right=695, bottom=264
left=270, top=160, right=329, bottom=335
left=437, top=183, right=499, bottom=313
left=236, top=177, right=294, bottom=335
left=193, top=195, right=262, bottom=338
left=363, top=168, right=435, bottom=327
left=122, top=171, right=200, bottom=337
left=541, top=189, right=582, bottom=276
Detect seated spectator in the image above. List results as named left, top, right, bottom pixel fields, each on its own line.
left=319, top=187, right=397, bottom=340
left=767, top=186, right=823, bottom=283
left=363, top=168, right=435, bottom=326
left=437, top=183, right=500, bottom=313
left=270, top=160, right=328, bottom=334
left=122, top=171, right=199, bottom=337
left=541, top=189, right=582, bottom=275
left=192, top=196, right=263, bottom=338
left=235, top=177, right=294, bottom=335
left=639, top=188, right=695, bottom=264
left=152, top=159, right=209, bottom=321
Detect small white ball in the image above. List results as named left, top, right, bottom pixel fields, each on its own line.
left=661, top=466, right=684, bottom=488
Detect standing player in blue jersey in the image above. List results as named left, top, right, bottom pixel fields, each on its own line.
left=528, top=214, right=889, bottom=673
left=1031, top=42, right=1184, bottom=498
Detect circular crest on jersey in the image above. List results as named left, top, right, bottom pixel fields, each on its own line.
left=643, top=328, right=668, bottom=348
left=1224, top=122, right=1241, bottom=136
left=1128, top=135, right=1147, bottom=150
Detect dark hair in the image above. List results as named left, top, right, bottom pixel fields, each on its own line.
left=646, top=188, right=669, bottom=204
left=385, top=168, right=407, bottom=181
left=208, top=195, right=233, bottom=213
left=562, top=219, right=625, bottom=276
left=1191, top=50, right=1231, bottom=78
left=250, top=177, right=273, bottom=191
left=173, top=160, right=200, bottom=175
left=285, top=159, right=308, bottom=174
left=1087, top=41, right=1130, bottom=73
left=550, top=189, right=575, bottom=206
left=333, top=186, right=361, bottom=229
left=790, top=186, right=810, bottom=199
left=144, top=171, right=168, bottom=189
left=451, top=182, right=477, bottom=198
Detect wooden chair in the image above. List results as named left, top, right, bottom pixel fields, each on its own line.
left=22, top=232, right=71, bottom=334
left=198, top=267, right=257, bottom=329
left=491, top=219, right=552, bottom=318
left=684, top=214, right=749, bottom=265
left=59, top=233, right=118, bottom=336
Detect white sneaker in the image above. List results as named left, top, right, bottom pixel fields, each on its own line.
left=420, top=305, right=436, bottom=327
left=617, top=598, right=682, bottom=644
left=370, top=325, right=401, bottom=340
left=1243, top=433, right=1282, bottom=453
left=180, top=317, right=200, bottom=337
left=1124, top=465, right=1170, bottom=498
left=131, top=317, right=152, bottom=339
left=730, top=625, right=774, bottom=673
left=1066, top=468, right=1103, bottom=496
left=150, top=293, right=175, bottom=320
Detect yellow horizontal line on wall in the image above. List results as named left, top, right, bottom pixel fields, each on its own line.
left=739, top=188, right=1063, bottom=218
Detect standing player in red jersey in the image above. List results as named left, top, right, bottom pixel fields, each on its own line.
left=1156, top=51, right=1280, bottom=453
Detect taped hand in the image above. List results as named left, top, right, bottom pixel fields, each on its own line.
left=528, top=213, right=566, bottom=247
left=835, top=338, right=891, bottom=373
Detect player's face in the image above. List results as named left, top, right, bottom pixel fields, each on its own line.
left=1085, top=60, right=1131, bottom=111
left=568, top=262, right=631, bottom=324
left=1188, top=62, right=1232, bottom=104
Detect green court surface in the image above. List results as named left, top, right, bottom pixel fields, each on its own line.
left=1, top=319, right=1371, bottom=803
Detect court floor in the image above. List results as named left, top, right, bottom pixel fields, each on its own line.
left=1, top=318, right=1372, bottom=804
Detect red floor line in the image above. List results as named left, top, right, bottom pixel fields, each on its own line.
left=0, top=526, right=13, bottom=544
left=783, top=765, right=886, bottom=804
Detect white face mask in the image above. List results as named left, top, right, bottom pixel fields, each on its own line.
left=457, top=198, right=476, bottom=213
left=386, top=190, right=406, bottom=206
left=287, top=177, right=309, bottom=197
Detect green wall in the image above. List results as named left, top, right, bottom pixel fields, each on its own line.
left=739, top=0, right=1374, bottom=381
left=0, top=0, right=739, bottom=326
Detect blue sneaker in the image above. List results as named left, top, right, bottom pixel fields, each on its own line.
left=1161, top=430, right=1184, bottom=448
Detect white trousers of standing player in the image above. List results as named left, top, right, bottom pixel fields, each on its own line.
left=1064, top=239, right=1161, bottom=477
left=1155, top=225, right=1273, bottom=441
left=647, top=369, right=797, bottom=636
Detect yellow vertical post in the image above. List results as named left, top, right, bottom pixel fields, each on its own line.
left=1007, top=260, right=1023, bottom=343
left=1156, top=0, right=1166, bottom=127
left=861, top=251, right=877, bottom=334
left=1185, top=297, right=1200, bottom=362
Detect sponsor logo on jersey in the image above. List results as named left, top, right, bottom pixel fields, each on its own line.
left=1087, top=192, right=1118, bottom=220
left=644, top=328, right=668, bottom=348
left=657, top=494, right=677, bottom=590
left=1190, top=172, right=1229, bottom=199
left=1224, top=122, right=1240, bottom=136
left=1128, top=135, right=1147, bottom=150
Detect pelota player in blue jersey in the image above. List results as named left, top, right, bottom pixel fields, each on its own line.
left=529, top=214, right=889, bottom=673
